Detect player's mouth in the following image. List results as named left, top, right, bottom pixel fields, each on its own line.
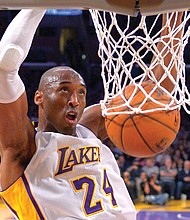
left=65, top=111, right=78, bottom=124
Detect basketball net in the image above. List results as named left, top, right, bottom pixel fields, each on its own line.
left=90, top=10, right=190, bottom=116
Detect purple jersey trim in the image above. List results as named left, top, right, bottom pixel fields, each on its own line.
left=22, top=173, right=45, bottom=220
left=2, top=198, right=19, bottom=219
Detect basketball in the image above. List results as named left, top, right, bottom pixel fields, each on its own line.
left=105, top=81, right=181, bottom=158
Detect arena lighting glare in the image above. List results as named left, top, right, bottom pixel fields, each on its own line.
left=46, top=9, right=83, bottom=16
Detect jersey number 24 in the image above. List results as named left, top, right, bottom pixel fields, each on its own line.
left=70, top=168, right=118, bottom=217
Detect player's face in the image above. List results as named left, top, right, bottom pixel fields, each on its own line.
left=41, top=70, right=87, bottom=135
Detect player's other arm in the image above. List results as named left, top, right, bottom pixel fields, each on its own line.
left=150, top=12, right=183, bottom=92
left=79, top=103, right=107, bottom=141
left=0, top=9, right=45, bottom=189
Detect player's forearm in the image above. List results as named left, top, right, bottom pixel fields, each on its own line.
left=151, top=12, right=184, bottom=92
left=0, top=9, right=46, bottom=103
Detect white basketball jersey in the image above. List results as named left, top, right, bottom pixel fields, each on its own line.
left=0, top=124, right=136, bottom=220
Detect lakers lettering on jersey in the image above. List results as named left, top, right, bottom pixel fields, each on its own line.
left=0, top=124, right=136, bottom=220
left=55, top=145, right=101, bottom=175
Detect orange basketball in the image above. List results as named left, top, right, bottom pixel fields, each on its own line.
left=105, top=81, right=180, bottom=157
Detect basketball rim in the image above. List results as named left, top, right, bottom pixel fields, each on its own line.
left=0, top=0, right=190, bottom=16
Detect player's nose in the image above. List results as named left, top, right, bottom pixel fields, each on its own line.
left=68, top=92, right=79, bottom=107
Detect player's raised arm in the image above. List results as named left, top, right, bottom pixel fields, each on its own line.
left=0, top=9, right=45, bottom=189
left=150, top=12, right=184, bottom=92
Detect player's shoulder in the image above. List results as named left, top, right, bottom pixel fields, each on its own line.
left=76, top=124, right=97, bottom=139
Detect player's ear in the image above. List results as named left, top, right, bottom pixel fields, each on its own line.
left=34, top=90, right=43, bottom=105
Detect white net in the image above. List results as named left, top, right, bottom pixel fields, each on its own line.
left=90, top=10, right=190, bottom=116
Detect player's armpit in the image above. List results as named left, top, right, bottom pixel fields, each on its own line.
left=0, top=93, right=36, bottom=189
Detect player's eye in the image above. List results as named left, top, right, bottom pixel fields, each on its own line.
left=79, top=89, right=86, bottom=96
left=61, top=87, right=68, bottom=92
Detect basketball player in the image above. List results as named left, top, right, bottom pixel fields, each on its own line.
left=0, top=9, right=183, bottom=220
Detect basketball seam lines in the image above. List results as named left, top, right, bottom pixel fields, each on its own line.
left=106, top=111, right=177, bottom=154
left=138, top=113, right=178, bottom=134
left=125, top=116, right=157, bottom=154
